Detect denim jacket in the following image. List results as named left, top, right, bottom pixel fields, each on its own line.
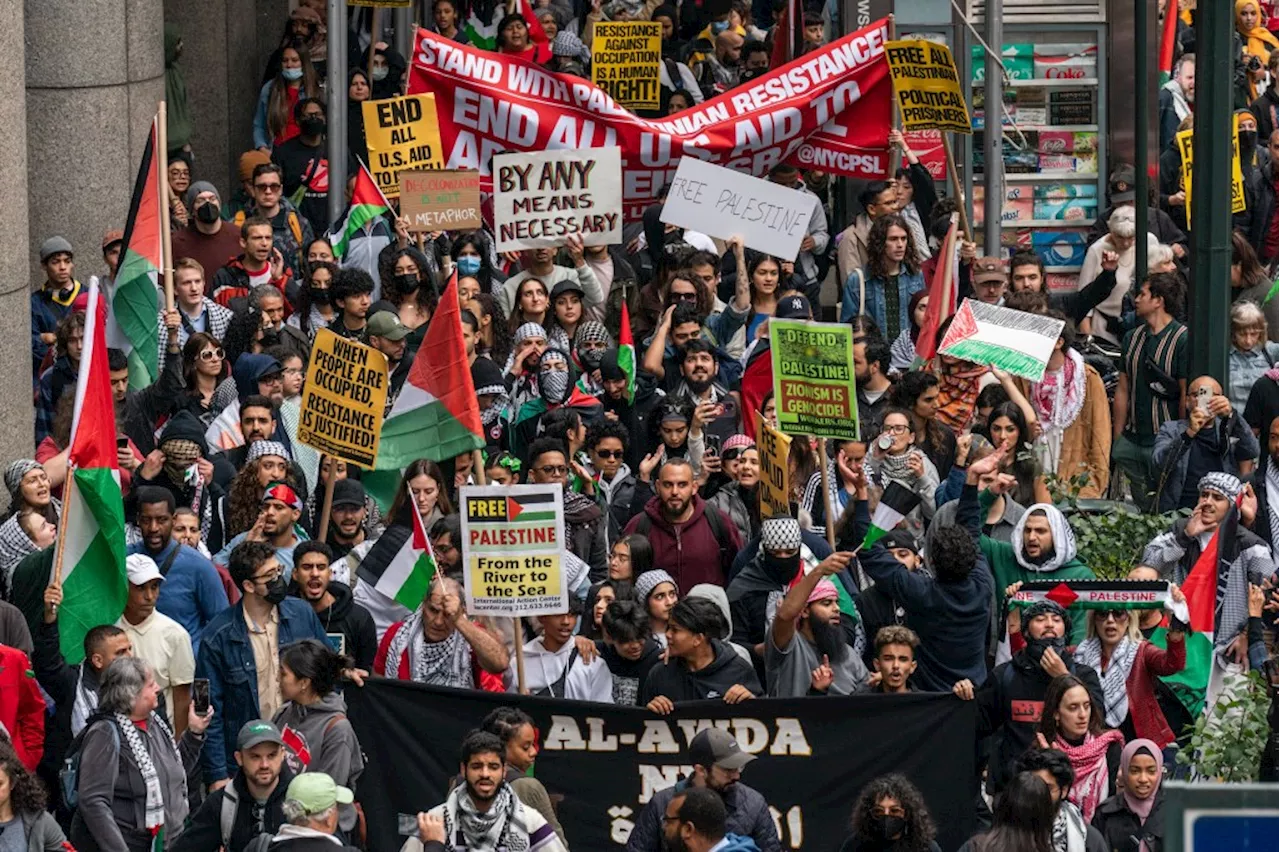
left=195, top=597, right=327, bottom=781
left=839, top=267, right=927, bottom=335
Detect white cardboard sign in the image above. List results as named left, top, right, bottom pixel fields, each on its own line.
left=491, top=147, right=623, bottom=252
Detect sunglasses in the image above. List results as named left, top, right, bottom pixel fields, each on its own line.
left=1098, top=609, right=1128, bottom=623
left=254, top=182, right=283, bottom=192
left=199, top=348, right=225, bottom=362
left=536, top=465, right=569, bottom=476
left=669, top=291, right=698, bottom=303
left=594, top=449, right=624, bottom=459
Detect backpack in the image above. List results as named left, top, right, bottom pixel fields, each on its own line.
left=60, top=718, right=120, bottom=811
left=221, top=782, right=274, bottom=852
left=633, top=503, right=734, bottom=573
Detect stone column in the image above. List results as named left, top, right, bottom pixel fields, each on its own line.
left=0, top=0, right=32, bottom=470
left=25, top=0, right=166, bottom=281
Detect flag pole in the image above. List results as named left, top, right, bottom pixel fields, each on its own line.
left=156, top=102, right=175, bottom=312
left=472, top=450, right=487, bottom=486
left=316, top=455, right=337, bottom=550
left=368, top=8, right=383, bottom=82
left=942, top=136, right=973, bottom=241
left=816, top=439, right=836, bottom=551
left=50, top=465, right=76, bottom=590
left=886, top=15, right=901, bottom=177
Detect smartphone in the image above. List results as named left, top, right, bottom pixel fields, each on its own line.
left=1195, top=385, right=1213, bottom=414
left=704, top=433, right=721, bottom=457
left=192, top=678, right=211, bottom=715
left=116, top=437, right=129, bottom=450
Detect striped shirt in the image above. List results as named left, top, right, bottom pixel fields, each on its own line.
left=1122, top=319, right=1189, bottom=439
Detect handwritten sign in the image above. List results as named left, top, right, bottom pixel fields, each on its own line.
left=491, top=147, right=623, bottom=252
left=660, top=157, right=814, bottom=260
left=1175, top=127, right=1247, bottom=226
left=770, top=319, right=859, bottom=441
left=298, top=329, right=389, bottom=467
left=757, top=419, right=793, bottom=518
left=399, top=170, right=483, bottom=231
left=884, top=39, right=971, bottom=134
left=460, top=484, right=568, bottom=617
left=362, top=95, right=445, bottom=198
left=592, top=21, right=662, bottom=111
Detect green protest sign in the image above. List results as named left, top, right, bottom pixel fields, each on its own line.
left=769, top=319, right=859, bottom=440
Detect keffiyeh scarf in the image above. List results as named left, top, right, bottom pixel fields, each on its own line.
left=935, top=362, right=988, bottom=435
left=1032, top=348, right=1087, bottom=473
left=1051, top=800, right=1089, bottom=852
left=1074, top=636, right=1140, bottom=727
left=442, top=783, right=530, bottom=852
left=1056, top=729, right=1124, bottom=823
left=0, top=514, right=38, bottom=594
left=115, top=712, right=182, bottom=831
left=386, top=609, right=475, bottom=689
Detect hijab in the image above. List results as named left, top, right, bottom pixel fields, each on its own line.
left=1119, top=739, right=1163, bottom=851
left=1011, top=504, right=1078, bottom=573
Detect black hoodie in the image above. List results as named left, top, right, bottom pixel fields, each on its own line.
left=640, top=639, right=763, bottom=705
left=598, top=637, right=664, bottom=705
left=172, top=763, right=297, bottom=852
left=286, top=582, right=378, bottom=669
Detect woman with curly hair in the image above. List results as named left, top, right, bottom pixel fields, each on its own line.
left=841, top=772, right=939, bottom=852
left=175, top=332, right=229, bottom=424
left=220, top=444, right=295, bottom=541
left=841, top=213, right=925, bottom=341
left=383, top=246, right=438, bottom=336
left=0, top=745, right=69, bottom=851
left=890, top=370, right=957, bottom=477
left=468, top=293, right=512, bottom=367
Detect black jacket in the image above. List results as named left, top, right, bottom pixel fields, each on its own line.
left=286, top=582, right=378, bottom=670
left=1092, top=789, right=1165, bottom=852
left=171, top=765, right=296, bottom=852
left=976, top=650, right=1105, bottom=794
left=639, top=640, right=762, bottom=704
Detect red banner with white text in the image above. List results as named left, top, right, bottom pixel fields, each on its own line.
left=408, top=19, right=893, bottom=220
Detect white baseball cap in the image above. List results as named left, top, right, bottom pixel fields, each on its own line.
left=125, top=553, right=165, bottom=586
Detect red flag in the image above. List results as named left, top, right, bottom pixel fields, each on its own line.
left=770, top=0, right=804, bottom=70
left=280, top=725, right=313, bottom=767
left=740, top=344, right=773, bottom=439
left=69, top=282, right=121, bottom=471
left=914, top=214, right=959, bottom=363
left=1158, top=0, right=1179, bottom=81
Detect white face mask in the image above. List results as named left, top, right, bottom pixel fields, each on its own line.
left=371, top=66, right=389, bottom=81
left=282, top=66, right=303, bottom=82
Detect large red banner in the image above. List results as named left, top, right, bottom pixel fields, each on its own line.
left=408, top=19, right=893, bottom=219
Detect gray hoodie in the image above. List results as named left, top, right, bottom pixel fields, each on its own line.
left=272, top=693, right=364, bottom=830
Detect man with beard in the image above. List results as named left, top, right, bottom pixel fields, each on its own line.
left=430, top=515, right=464, bottom=582
left=853, top=337, right=893, bottom=435
left=506, top=322, right=549, bottom=417
left=323, top=479, right=369, bottom=558
left=671, top=339, right=740, bottom=443
left=767, top=566, right=867, bottom=697
left=1152, top=374, right=1259, bottom=512
left=528, top=438, right=606, bottom=584
left=953, top=598, right=1104, bottom=794
left=411, top=731, right=566, bottom=852
left=628, top=728, right=779, bottom=852
left=215, top=482, right=306, bottom=571
left=290, top=541, right=377, bottom=669
left=661, top=789, right=757, bottom=852
left=130, top=486, right=229, bottom=654
left=641, top=597, right=761, bottom=711
left=863, top=450, right=1005, bottom=693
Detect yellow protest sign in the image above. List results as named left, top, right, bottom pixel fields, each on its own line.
left=362, top=95, right=445, bottom=198
left=757, top=418, right=793, bottom=518
left=884, top=39, right=971, bottom=134
left=460, top=485, right=569, bottom=617
left=592, top=21, right=662, bottom=111
left=298, top=329, right=388, bottom=467
left=1175, top=125, right=1247, bottom=227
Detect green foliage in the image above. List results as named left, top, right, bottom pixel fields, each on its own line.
left=1176, top=671, right=1273, bottom=782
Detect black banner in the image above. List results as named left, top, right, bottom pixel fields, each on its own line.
left=347, top=679, right=977, bottom=852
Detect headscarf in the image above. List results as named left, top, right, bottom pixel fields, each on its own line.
left=246, top=440, right=290, bottom=464
left=574, top=321, right=613, bottom=372
left=1010, top=504, right=1077, bottom=572
left=1199, top=471, right=1243, bottom=501
left=807, top=578, right=839, bottom=606
left=4, top=460, right=40, bottom=502
left=0, top=515, right=38, bottom=595
left=934, top=359, right=988, bottom=435
left=1237, top=1, right=1279, bottom=60
left=760, top=516, right=802, bottom=552
left=537, top=348, right=570, bottom=406
left=1119, top=738, right=1164, bottom=851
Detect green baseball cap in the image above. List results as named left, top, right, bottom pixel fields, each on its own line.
left=285, top=773, right=354, bottom=814
left=236, top=720, right=284, bottom=751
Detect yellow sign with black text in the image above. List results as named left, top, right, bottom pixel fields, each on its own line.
left=1175, top=126, right=1247, bottom=226
left=592, top=21, right=662, bottom=111
left=362, top=94, right=445, bottom=198
left=884, top=39, right=971, bottom=134
left=298, top=329, right=388, bottom=467
left=757, top=419, right=793, bottom=518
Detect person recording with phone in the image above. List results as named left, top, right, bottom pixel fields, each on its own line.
left=1151, top=374, right=1259, bottom=512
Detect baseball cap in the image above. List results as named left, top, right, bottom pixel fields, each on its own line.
left=102, top=229, right=125, bottom=251
left=550, top=279, right=586, bottom=301
left=367, top=311, right=410, bottom=341
left=332, top=478, right=366, bottom=508
left=237, top=719, right=285, bottom=751
left=689, top=728, right=755, bottom=771
left=285, top=772, right=354, bottom=814
left=40, top=236, right=74, bottom=263
left=774, top=293, right=811, bottom=320
left=1109, top=164, right=1136, bottom=203
left=881, top=529, right=920, bottom=553
left=972, top=257, right=1006, bottom=285
left=125, top=553, right=165, bottom=586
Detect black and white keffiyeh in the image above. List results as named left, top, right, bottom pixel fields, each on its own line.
left=114, top=712, right=182, bottom=831
left=442, top=782, right=530, bottom=852
left=1074, top=636, right=1139, bottom=727
left=385, top=609, right=475, bottom=689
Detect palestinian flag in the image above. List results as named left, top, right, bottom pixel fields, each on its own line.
left=54, top=280, right=129, bottom=664
left=462, top=8, right=500, bottom=49
left=1158, top=0, right=1179, bottom=84
left=374, top=271, right=484, bottom=471
left=513, top=0, right=553, bottom=65
left=618, top=299, right=636, bottom=403
left=331, top=161, right=392, bottom=261
left=1010, top=580, right=1176, bottom=611
left=914, top=213, right=959, bottom=364
left=939, top=299, right=1065, bottom=382
left=109, top=115, right=164, bottom=391
left=860, top=482, right=921, bottom=550
left=739, top=340, right=773, bottom=439
left=374, top=488, right=440, bottom=609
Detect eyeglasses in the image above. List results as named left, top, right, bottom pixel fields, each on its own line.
left=282, top=367, right=303, bottom=376
left=594, top=449, right=624, bottom=459
left=254, top=182, right=283, bottom=193
left=536, top=465, right=569, bottom=476
left=260, top=373, right=284, bottom=385
left=882, top=424, right=911, bottom=434
left=199, top=348, right=225, bottom=362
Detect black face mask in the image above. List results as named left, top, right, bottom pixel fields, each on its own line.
left=262, top=575, right=288, bottom=606
left=872, top=815, right=907, bottom=841
left=762, top=552, right=800, bottom=585
left=1024, top=634, right=1067, bottom=666
left=299, top=116, right=326, bottom=137
left=740, top=67, right=766, bottom=83
left=309, top=286, right=330, bottom=305
left=195, top=201, right=220, bottom=225
left=1238, top=129, right=1258, bottom=160
left=579, top=348, right=605, bottom=371
left=394, top=273, right=419, bottom=294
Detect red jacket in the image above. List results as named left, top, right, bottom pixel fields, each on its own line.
left=1123, top=636, right=1186, bottom=747
left=622, top=495, right=743, bottom=594
left=373, top=620, right=505, bottom=692
left=0, top=644, right=47, bottom=771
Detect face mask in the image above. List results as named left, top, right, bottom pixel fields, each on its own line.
left=299, top=116, right=326, bottom=137
left=579, top=348, right=605, bottom=371
left=309, top=286, right=330, bottom=305
left=394, top=273, right=420, bottom=294
left=740, top=67, right=765, bottom=83
left=710, top=20, right=729, bottom=34
left=762, top=552, right=800, bottom=585
left=457, top=255, right=482, bottom=276
left=873, top=815, right=907, bottom=841
left=262, top=574, right=289, bottom=606
left=1238, top=129, right=1258, bottom=158
left=195, top=201, right=220, bottom=225
left=1024, top=634, right=1067, bottom=666
left=539, top=369, right=570, bottom=404
left=282, top=67, right=304, bottom=82
left=371, top=66, right=390, bottom=81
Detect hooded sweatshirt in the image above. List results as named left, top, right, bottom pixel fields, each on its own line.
left=979, top=498, right=1095, bottom=645
left=623, top=495, right=743, bottom=593
left=272, top=693, right=364, bottom=829
left=598, top=637, right=664, bottom=705
left=639, top=639, right=763, bottom=704
left=287, top=582, right=378, bottom=670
